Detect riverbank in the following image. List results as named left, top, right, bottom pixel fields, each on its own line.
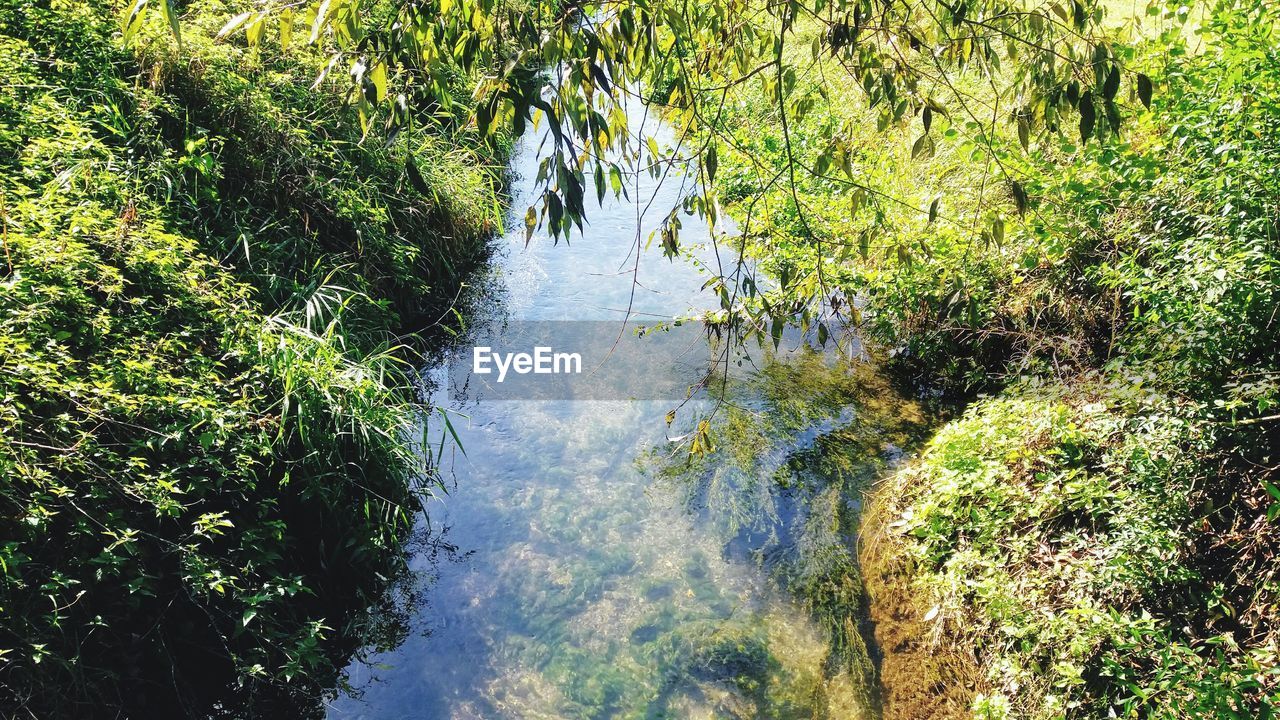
left=860, top=381, right=1225, bottom=718
left=0, top=0, right=504, bottom=714
left=699, top=3, right=1280, bottom=717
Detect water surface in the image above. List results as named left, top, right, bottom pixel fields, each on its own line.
left=329, top=120, right=922, bottom=720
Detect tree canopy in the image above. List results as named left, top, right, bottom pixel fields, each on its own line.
left=134, top=0, right=1172, bottom=348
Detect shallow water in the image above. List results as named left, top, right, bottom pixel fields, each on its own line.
left=328, top=120, right=921, bottom=720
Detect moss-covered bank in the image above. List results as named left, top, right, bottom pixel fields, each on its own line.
left=0, top=0, right=503, bottom=715
left=861, top=382, right=1228, bottom=718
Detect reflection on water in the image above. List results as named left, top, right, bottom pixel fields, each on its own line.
left=328, top=120, right=921, bottom=719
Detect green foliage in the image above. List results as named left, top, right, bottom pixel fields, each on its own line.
left=1101, top=5, right=1280, bottom=400
left=694, top=1, right=1280, bottom=717
left=7, top=0, right=1280, bottom=715
left=173, top=0, right=1140, bottom=302
left=0, top=0, right=501, bottom=715
left=131, top=0, right=504, bottom=332
left=852, top=5, right=1280, bottom=718
left=877, top=383, right=1280, bottom=718
left=699, top=0, right=1279, bottom=399
left=689, top=1, right=1179, bottom=394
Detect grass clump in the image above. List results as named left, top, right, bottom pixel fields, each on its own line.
left=0, top=0, right=502, bottom=715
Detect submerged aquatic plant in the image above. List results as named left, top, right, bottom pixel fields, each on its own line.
left=645, top=347, right=928, bottom=716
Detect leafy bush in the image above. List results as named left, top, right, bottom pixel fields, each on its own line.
left=873, top=383, right=1280, bottom=717
left=0, top=0, right=501, bottom=715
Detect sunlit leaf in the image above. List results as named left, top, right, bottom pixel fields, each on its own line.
left=216, top=11, right=252, bottom=40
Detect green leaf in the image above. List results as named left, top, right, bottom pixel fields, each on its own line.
left=911, top=133, right=934, bottom=160
left=369, top=62, right=387, bottom=103
left=279, top=8, right=294, bottom=48
left=158, top=0, right=182, bottom=47
left=121, top=0, right=148, bottom=45
left=523, top=206, right=537, bottom=243
left=588, top=61, right=611, bottom=94
left=406, top=160, right=431, bottom=196
left=310, top=0, right=331, bottom=43
left=216, top=11, right=252, bottom=40
left=1104, top=99, right=1121, bottom=135
left=1136, top=73, right=1153, bottom=109
left=705, top=142, right=718, bottom=184
left=609, top=165, right=624, bottom=197
left=850, top=188, right=866, bottom=214
left=1103, top=65, right=1120, bottom=100
left=436, top=407, right=467, bottom=457
left=547, top=192, right=563, bottom=235
left=1012, top=181, right=1027, bottom=216
left=245, top=13, right=267, bottom=46
left=1078, top=90, right=1095, bottom=143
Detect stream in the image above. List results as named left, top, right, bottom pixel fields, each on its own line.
left=328, top=117, right=924, bottom=720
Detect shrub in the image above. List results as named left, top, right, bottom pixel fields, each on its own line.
left=872, top=382, right=1274, bottom=718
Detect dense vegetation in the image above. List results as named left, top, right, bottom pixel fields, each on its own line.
left=6, top=0, right=1280, bottom=716
left=0, top=0, right=503, bottom=715
left=458, top=0, right=1273, bottom=715
left=691, top=2, right=1280, bottom=717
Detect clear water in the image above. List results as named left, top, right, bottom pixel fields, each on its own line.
left=328, top=120, right=922, bottom=720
